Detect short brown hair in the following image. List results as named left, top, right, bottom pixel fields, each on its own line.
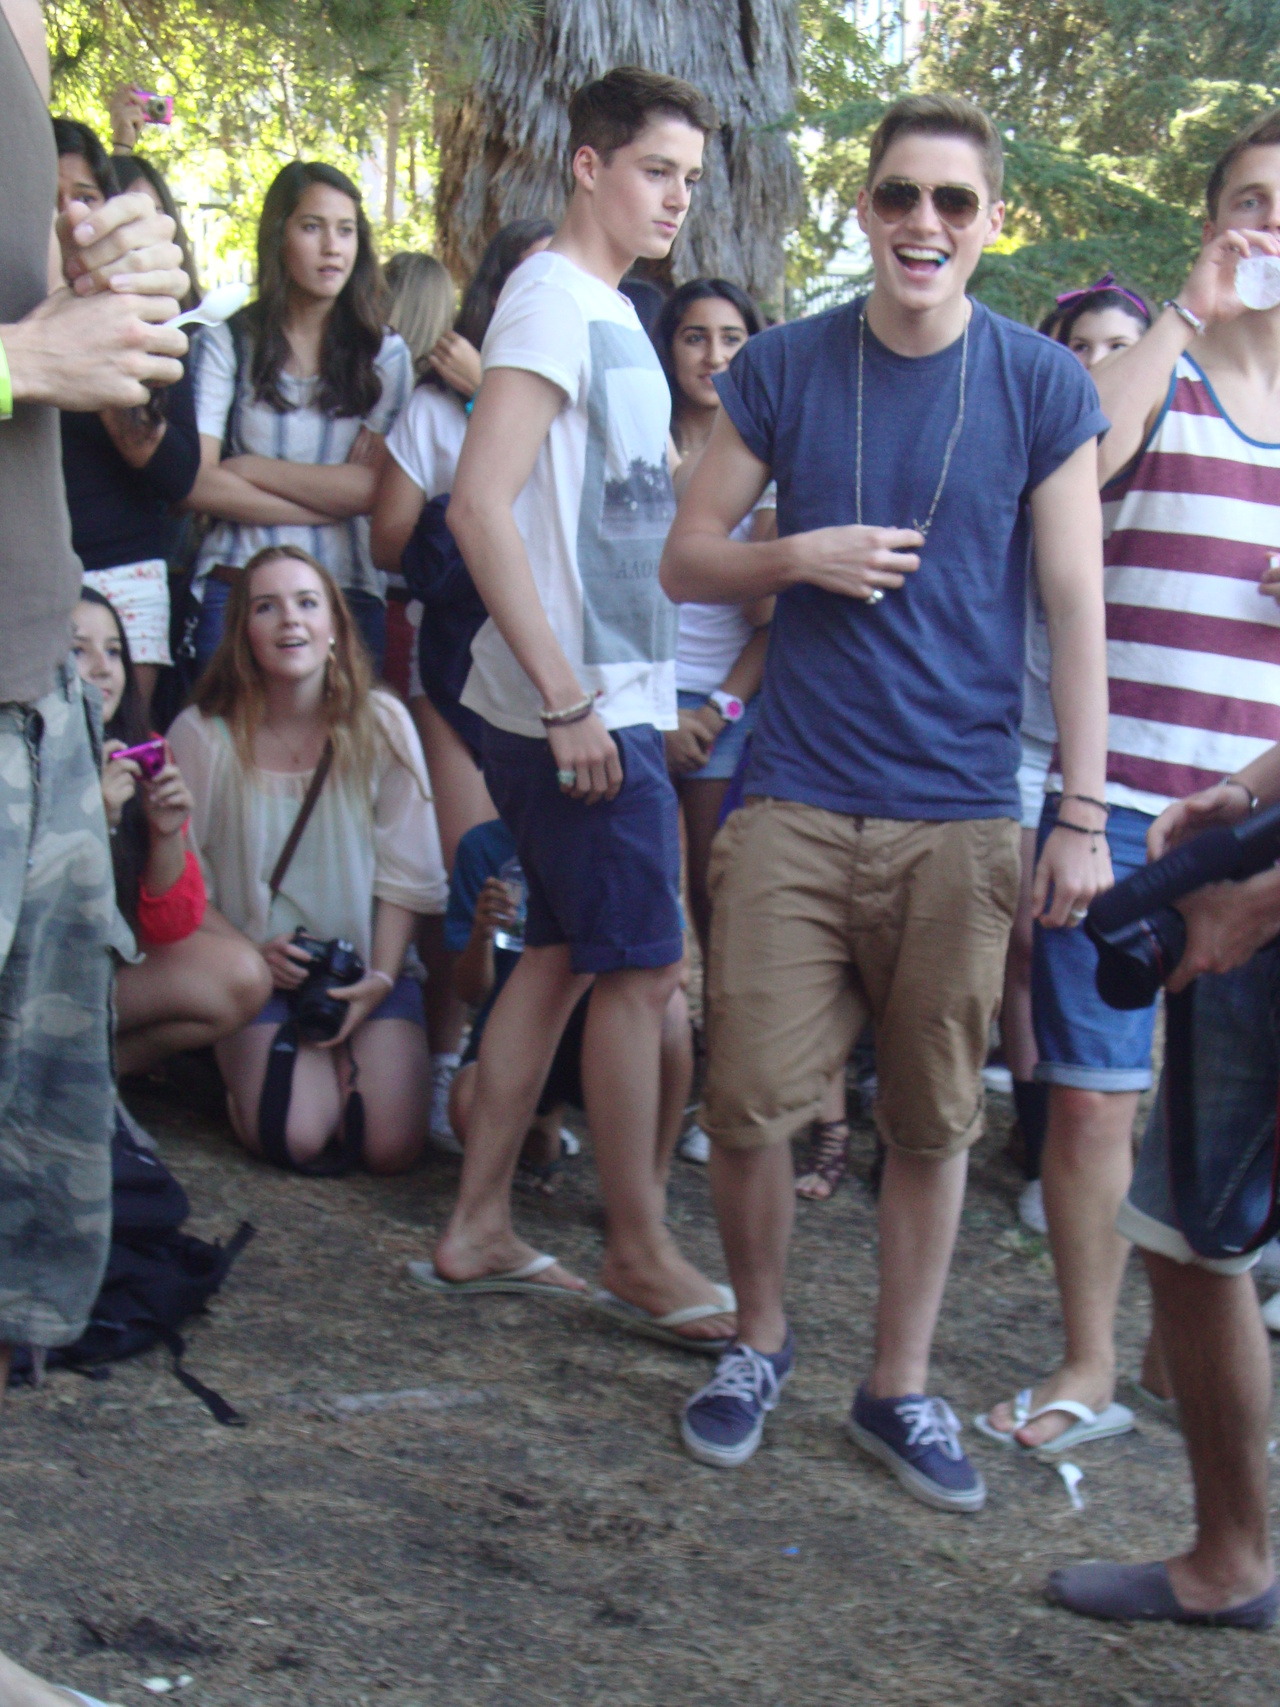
left=866, top=93, right=1004, bottom=200
left=568, top=66, right=717, bottom=162
left=1206, top=109, right=1280, bottom=219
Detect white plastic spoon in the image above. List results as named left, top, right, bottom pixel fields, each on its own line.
left=164, top=280, right=250, bottom=330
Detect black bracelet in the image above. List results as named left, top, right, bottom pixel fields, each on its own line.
left=1062, top=792, right=1110, bottom=816
left=1050, top=819, right=1104, bottom=839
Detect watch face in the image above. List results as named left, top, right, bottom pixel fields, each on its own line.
left=711, top=692, right=744, bottom=722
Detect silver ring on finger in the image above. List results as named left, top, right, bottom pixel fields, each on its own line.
left=555, top=768, right=577, bottom=788
left=1068, top=907, right=1088, bottom=923
left=865, top=588, right=885, bottom=606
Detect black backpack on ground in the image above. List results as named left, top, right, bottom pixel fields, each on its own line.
left=7, top=1112, right=254, bottom=1425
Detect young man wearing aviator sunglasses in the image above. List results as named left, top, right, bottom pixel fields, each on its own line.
left=661, top=93, right=1112, bottom=1509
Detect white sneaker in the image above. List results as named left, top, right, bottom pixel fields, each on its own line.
left=428, top=1053, right=462, bottom=1155
left=1018, top=1178, right=1047, bottom=1235
left=1262, top=1291, right=1280, bottom=1336
left=677, top=1123, right=711, bottom=1165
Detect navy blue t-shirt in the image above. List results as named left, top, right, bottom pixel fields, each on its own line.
left=715, top=297, right=1108, bottom=819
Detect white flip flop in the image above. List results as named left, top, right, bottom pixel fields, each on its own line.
left=974, top=1387, right=1134, bottom=1454
left=406, top=1252, right=584, bottom=1298
left=585, top=1282, right=737, bottom=1355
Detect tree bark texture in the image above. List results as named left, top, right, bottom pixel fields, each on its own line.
left=435, top=0, right=801, bottom=312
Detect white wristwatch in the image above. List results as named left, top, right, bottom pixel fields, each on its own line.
left=707, top=689, right=745, bottom=724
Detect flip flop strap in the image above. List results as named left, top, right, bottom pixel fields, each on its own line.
left=506, top=1253, right=558, bottom=1281
left=1025, top=1398, right=1098, bottom=1426
left=656, top=1299, right=735, bottom=1328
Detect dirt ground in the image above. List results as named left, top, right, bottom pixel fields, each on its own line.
left=3, top=1072, right=1278, bottom=1707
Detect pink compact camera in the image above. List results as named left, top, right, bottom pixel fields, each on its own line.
left=112, top=738, right=167, bottom=779
left=131, top=89, right=174, bottom=125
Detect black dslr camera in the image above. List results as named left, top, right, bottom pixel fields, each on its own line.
left=1085, top=800, right=1280, bottom=1009
left=288, top=927, right=365, bottom=1041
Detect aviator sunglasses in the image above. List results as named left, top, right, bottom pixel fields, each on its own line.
left=870, top=177, right=984, bottom=229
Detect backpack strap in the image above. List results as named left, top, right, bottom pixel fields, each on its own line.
left=268, top=741, right=333, bottom=896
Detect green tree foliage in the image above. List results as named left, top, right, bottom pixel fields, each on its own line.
left=45, top=0, right=527, bottom=276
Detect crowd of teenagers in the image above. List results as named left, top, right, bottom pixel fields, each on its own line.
left=6, top=15, right=1280, bottom=1679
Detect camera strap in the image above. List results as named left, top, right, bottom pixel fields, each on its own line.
left=257, top=1023, right=366, bottom=1177
left=1165, top=982, right=1280, bottom=1259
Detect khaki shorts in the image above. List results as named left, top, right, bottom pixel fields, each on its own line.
left=701, top=797, right=1021, bottom=1160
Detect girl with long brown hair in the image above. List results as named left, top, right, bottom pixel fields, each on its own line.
left=185, top=162, right=413, bottom=676
left=167, top=546, right=447, bottom=1173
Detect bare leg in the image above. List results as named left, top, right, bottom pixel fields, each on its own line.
left=587, top=963, right=734, bottom=1337
left=216, top=1025, right=343, bottom=1166
left=1001, top=827, right=1040, bottom=1082
left=0, top=1645, right=114, bottom=1707
left=409, top=695, right=494, bottom=871
left=867, top=1146, right=969, bottom=1397
left=708, top=1140, right=794, bottom=1353
left=1145, top=1251, right=1274, bottom=1610
left=116, top=925, right=271, bottom=1076
left=654, top=984, right=694, bottom=1189
left=679, top=779, right=731, bottom=960
left=988, top=1086, right=1138, bottom=1445
left=434, top=944, right=592, bottom=1289
left=345, top=1017, right=431, bottom=1175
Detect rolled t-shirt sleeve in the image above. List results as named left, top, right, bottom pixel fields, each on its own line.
left=481, top=277, right=587, bottom=401
left=714, top=332, right=784, bottom=467
left=193, top=321, right=236, bottom=443
left=1026, top=345, right=1110, bottom=491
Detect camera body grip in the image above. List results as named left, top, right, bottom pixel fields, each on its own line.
left=1087, top=826, right=1242, bottom=934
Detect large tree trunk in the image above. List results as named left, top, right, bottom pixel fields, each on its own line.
left=435, top=0, right=801, bottom=313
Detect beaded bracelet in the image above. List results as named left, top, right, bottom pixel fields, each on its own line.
left=1050, top=819, right=1105, bottom=845
left=1062, top=792, right=1110, bottom=815
left=539, top=692, right=597, bottom=727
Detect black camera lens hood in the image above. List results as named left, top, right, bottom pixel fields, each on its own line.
left=1087, top=799, right=1280, bottom=935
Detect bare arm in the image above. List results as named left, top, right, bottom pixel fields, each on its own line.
left=99, top=406, right=165, bottom=469
left=453, top=877, right=516, bottom=1006
left=1095, top=225, right=1280, bottom=484
left=449, top=366, right=622, bottom=803
left=661, top=407, right=922, bottom=606
left=185, top=434, right=331, bottom=526
left=1030, top=439, right=1114, bottom=925
left=370, top=456, right=426, bottom=572
left=222, top=433, right=387, bottom=520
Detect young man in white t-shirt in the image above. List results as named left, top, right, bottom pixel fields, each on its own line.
left=417, top=67, right=737, bottom=1347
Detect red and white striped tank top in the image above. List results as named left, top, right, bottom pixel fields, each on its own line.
left=1099, top=353, right=1280, bottom=815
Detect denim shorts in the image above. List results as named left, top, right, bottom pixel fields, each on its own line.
left=675, top=690, right=760, bottom=781
left=249, top=972, right=424, bottom=1027
left=1118, top=945, right=1280, bottom=1274
left=481, top=722, right=684, bottom=975
left=1032, top=796, right=1157, bottom=1091
left=195, top=576, right=387, bottom=677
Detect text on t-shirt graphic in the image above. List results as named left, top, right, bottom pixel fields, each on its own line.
left=577, top=321, right=678, bottom=667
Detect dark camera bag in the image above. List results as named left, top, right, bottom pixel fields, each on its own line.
left=7, top=1113, right=253, bottom=1424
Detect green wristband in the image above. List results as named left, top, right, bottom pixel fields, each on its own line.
left=0, top=334, right=12, bottom=421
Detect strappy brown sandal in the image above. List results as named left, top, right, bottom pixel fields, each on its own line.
left=795, top=1117, right=851, bottom=1201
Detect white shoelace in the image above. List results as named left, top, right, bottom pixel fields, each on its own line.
left=897, top=1396, right=964, bottom=1460
left=695, top=1344, right=783, bottom=1412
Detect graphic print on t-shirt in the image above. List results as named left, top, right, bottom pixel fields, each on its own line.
left=578, top=321, right=678, bottom=667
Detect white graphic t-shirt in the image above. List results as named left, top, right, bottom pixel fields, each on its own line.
left=460, top=251, right=679, bottom=738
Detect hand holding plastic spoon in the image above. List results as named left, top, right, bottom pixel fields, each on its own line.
left=164, top=281, right=250, bottom=329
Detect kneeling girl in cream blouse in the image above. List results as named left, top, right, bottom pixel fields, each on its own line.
left=169, top=544, right=447, bottom=1174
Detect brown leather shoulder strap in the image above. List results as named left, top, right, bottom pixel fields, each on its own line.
left=268, top=740, right=334, bottom=897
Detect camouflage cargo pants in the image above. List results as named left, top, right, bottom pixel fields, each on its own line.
left=0, top=663, right=114, bottom=1348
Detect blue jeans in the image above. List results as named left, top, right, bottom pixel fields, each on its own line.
left=1032, top=796, right=1158, bottom=1091
left=194, top=576, right=387, bottom=677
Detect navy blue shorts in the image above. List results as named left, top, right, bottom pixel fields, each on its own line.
left=480, top=722, right=684, bottom=975
left=249, top=972, right=424, bottom=1027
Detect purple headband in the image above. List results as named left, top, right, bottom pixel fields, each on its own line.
left=1054, top=271, right=1149, bottom=318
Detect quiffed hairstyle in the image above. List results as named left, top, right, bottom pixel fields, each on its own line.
left=654, top=277, right=762, bottom=433
left=193, top=545, right=421, bottom=795
left=52, top=117, right=119, bottom=201
left=249, top=162, right=385, bottom=418
left=384, top=252, right=456, bottom=381
left=567, top=66, right=717, bottom=163
left=866, top=93, right=1004, bottom=200
left=1206, top=109, right=1280, bottom=220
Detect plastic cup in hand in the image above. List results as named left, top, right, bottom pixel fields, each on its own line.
left=493, top=855, right=527, bottom=952
left=1235, top=255, right=1280, bottom=311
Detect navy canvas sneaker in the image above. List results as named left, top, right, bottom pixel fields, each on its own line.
left=848, top=1386, right=986, bottom=1512
left=681, top=1333, right=795, bottom=1467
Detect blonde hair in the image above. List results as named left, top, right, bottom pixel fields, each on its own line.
left=193, top=545, right=422, bottom=794
left=384, top=252, right=456, bottom=379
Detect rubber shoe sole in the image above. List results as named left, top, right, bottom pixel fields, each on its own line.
left=680, top=1409, right=765, bottom=1468
left=846, top=1415, right=986, bottom=1513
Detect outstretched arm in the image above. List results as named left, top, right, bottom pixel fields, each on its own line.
left=1030, top=438, right=1114, bottom=926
